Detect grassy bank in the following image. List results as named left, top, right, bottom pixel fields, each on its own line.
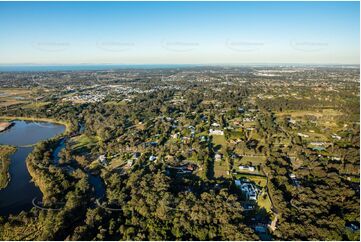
left=0, top=145, right=17, bottom=189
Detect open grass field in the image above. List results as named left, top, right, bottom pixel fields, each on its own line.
left=211, top=134, right=227, bottom=153
left=296, top=131, right=329, bottom=142
left=234, top=173, right=267, bottom=187
left=0, top=88, right=33, bottom=97
left=107, top=156, right=126, bottom=170
left=238, top=156, right=266, bottom=165
left=104, top=100, right=127, bottom=106
left=276, top=109, right=343, bottom=118
left=258, top=190, right=273, bottom=213
left=0, top=100, right=29, bottom=107
left=226, top=129, right=243, bottom=140
left=276, top=109, right=344, bottom=129
left=0, top=88, right=35, bottom=107
left=70, top=134, right=99, bottom=152
left=276, top=109, right=347, bottom=139
left=22, top=102, right=51, bottom=109
left=213, top=159, right=229, bottom=178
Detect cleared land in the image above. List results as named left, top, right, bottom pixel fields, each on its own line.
left=213, top=159, right=229, bottom=178
left=70, top=134, right=99, bottom=152
left=0, top=88, right=34, bottom=107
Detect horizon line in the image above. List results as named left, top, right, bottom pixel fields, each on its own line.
left=0, top=63, right=359, bottom=67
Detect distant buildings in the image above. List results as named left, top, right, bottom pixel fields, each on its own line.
left=149, top=155, right=157, bottom=162
left=215, top=153, right=222, bottom=161
left=297, top=133, right=309, bottom=138
left=212, top=122, right=220, bottom=127
left=171, top=133, right=180, bottom=139
left=331, top=134, right=342, bottom=140
left=289, top=173, right=300, bottom=187
left=63, top=93, right=106, bottom=103
left=209, top=129, right=224, bottom=135
left=199, top=136, right=208, bottom=142
left=167, top=163, right=198, bottom=174
left=310, top=142, right=325, bottom=146
left=287, top=118, right=296, bottom=124
left=126, top=159, right=133, bottom=167
left=238, top=107, right=245, bottom=114
left=99, top=155, right=107, bottom=165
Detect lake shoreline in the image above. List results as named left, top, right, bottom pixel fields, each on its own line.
left=0, top=145, right=17, bottom=190
left=0, top=116, right=71, bottom=133
left=0, top=122, right=14, bottom=133
left=0, top=120, right=66, bottom=216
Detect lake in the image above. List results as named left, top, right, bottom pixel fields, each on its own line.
left=0, top=120, right=65, bottom=216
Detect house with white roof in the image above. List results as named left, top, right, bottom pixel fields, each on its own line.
left=209, top=129, right=224, bottom=135
left=239, top=165, right=256, bottom=172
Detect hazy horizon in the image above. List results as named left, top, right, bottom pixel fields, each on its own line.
left=0, top=1, right=360, bottom=65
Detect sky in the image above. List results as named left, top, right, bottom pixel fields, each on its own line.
left=0, top=1, right=359, bottom=65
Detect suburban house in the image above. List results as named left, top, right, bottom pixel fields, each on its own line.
left=133, top=152, right=141, bottom=159
left=209, top=129, right=224, bottom=135
left=126, top=159, right=133, bottom=168
left=215, top=153, right=222, bottom=161
left=331, top=134, right=342, bottom=140
left=287, top=118, right=296, bottom=124
left=297, top=133, right=309, bottom=138
left=235, top=179, right=259, bottom=201
left=171, top=132, right=180, bottom=139
left=239, top=165, right=256, bottom=172
left=199, top=136, right=208, bottom=142
left=98, top=154, right=107, bottom=165
left=167, top=163, right=198, bottom=174
left=149, top=155, right=157, bottom=162
left=289, top=173, right=300, bottom=187
left=212, top=122, right=220, bottom=127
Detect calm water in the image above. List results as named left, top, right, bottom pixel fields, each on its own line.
left=0, top=64, right=197, bottom=72
left=0, top=120, right=65, bottom=216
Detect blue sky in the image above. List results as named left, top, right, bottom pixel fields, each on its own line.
left=0, top=1, right=359, bottom=65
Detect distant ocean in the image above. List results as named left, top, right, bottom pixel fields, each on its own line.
left=0, top=64, right=199, bottom=72
left=0, top=64, right=357, bottom=72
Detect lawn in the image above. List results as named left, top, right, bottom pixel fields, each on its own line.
left=108, top=157, right=125, bottom=170
left=105, top=101, right=127, bottom=106
left=211, top=134, right=229, bottom=177
left=276, top=109, right=342, bottom=119
left=226, top=129, right=243, bottom=139
left=236, top=156, right=266, bottom=166
left=211, top=134, right=227, bottom=153
left=234, top=173, right=267, bottom=187
left=276, top=109, right=344, bottom=130
left=0, top=100, right=28, bottom=107
left=0, top=88, right=35, bottom=107
left=22, top=102, right=51, bottom=109
left=70, top=134, right=99, bottom=152
left=213, top=159, right=229, bottom=178
left=258, top=190, right=273, bottom=213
